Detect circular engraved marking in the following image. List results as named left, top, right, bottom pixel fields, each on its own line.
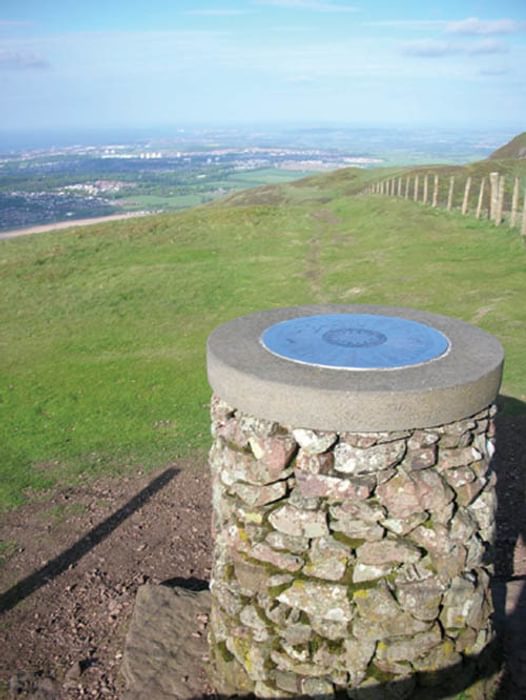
left=322, top=327, right=387, bottom=348
left=260, top=314, right=450, bottom=370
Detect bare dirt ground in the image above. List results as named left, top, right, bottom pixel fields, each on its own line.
left=0, top=457, right=213, bottom=699
left=0, top=415, right=525, bottom=699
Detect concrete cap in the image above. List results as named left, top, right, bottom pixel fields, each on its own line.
left=206, top=305, right=504, bottom=431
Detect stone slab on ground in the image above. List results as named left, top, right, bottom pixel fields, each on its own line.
left=122, top=581, right=526, bottom=699
left=121, top=584, right=212, bottom=700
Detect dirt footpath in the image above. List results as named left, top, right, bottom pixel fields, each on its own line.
left=0, top=415, right=525, bottom=699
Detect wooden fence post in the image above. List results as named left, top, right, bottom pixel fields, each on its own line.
left=489, top=172, right=499, bottom=222
left=476, top=178, right=486, bottom=219
left=423, top=175, right=429, bottom=205
left=495, top=175, right=505, bottom=225
left=522, top=190, right=526, bottom=237
left=405, top=177, right=410, bottom=199
left=397, top=177, right=402, bottom=197
left=447, top=176, right=455, bottom=211
left=390, top=179, right=395, bottom=196
left=414, top=175, right=419, bottom=202
left=432, top=175, right=439, bottom=208
left=511, top=177, right=520, bottom=228
left=461, top=177, right=472, bottom=216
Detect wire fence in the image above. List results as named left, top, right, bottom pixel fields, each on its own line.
left=363, top=172, right=526, bottom=237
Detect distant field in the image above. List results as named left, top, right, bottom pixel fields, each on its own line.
left=123, top=192, right=208, bottom=210
left=120, top=169, right=314, bottom=212
left=0, top=168, right=525, bottom=509
left=221, top=168, right=312, bottom=185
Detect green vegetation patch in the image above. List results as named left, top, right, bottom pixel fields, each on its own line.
left=1, top=167, right=525, bottom=509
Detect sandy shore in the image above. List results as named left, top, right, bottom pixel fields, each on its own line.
left=0, top=211, right=152, bottom=240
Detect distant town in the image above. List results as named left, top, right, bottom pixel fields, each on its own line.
left=0, top=126, right=515, bottom=233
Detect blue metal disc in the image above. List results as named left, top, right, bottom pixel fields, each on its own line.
left=260, top=314, right=450, bottom=370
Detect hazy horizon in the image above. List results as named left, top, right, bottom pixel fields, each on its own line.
left=0, top=123, right=521, bottom=154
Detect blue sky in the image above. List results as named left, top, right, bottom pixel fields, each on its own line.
left=0, top=0, right=525, bottom=131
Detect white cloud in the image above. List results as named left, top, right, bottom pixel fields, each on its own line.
left=446, top=17, right=525, bottom=36
left=0, top=49, right=49, bottom=69
left=363, top=17, right=526, bottom=38
left=402, top=38, right=509, bottom=58
left=468, top=39, right=508, bottom=55
left=255, top=0, right=358, bottom=12
left=402, top=40, right=458, bottom=58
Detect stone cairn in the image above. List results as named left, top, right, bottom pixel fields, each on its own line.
left=208, top=395, right=500, bottom=699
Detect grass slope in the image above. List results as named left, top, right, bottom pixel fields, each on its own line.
left=1, top=171, right=525, bottom=509
left=489, top=132, right=526, bottom=160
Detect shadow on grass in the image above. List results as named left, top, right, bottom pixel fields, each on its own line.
left=0, top=467, right=179, bottom=615
left=496, top=394, right=526, bottom=417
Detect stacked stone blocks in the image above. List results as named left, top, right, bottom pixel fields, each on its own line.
left=208, top=394, right=499, bottom=699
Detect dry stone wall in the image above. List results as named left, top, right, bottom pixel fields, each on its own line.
left=208, top=395, right=500, bottom=699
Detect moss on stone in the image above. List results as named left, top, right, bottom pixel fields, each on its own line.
left=210, top=642, right=255, bottom=696
left=346, top=578, right=383, bottom=600
left=222, top=562, right=235, bottom=582
left=268, top=581, right=293, bottom=598
left=325, top=638, right=344, bottom=654
left=365, top=663, right=397, bottom=683
left=240, top=550, right=283, bottom=578
left=298, top=610, right=310, bottom=625
left=331, top=531, right=366, bottom=550
left=216, top=640, right=235, bottom=663
left=239, top=527, right=251, bottom=543
left=420, top=515, right=435, bottom=529
left=308, top=634, right=325, bottom=656
left=223, top=438, right=253, bottom=455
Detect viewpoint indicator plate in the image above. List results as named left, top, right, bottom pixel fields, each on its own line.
left=260, top=314, right=450, bottom=370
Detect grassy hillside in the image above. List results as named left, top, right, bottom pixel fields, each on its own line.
left=488, top=131, right=526, bottom=160
left=1, top=168, right=525, bottom=509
